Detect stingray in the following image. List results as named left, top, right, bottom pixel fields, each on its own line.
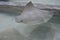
left=15, top=1, right=53, bottom=25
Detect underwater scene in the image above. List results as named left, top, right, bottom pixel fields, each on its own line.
left=0, top=0, right=60, bottom=40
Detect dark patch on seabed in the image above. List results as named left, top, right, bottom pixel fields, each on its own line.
left=48, top=12, right=60, bottom=24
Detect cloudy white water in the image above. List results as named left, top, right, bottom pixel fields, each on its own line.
left=0, top=0, right=60, bottom=40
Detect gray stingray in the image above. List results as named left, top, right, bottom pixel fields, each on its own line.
left=15, top=1, right=53, bottom=25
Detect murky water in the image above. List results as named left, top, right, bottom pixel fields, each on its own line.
left=0, top=12, right=27, bottom=32
left=0, top=0, right=60, bottom=40
left=0, top=11, right=60, bottom=40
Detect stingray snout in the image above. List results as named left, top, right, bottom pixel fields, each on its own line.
left=15, top=16, right=23, bottom=23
